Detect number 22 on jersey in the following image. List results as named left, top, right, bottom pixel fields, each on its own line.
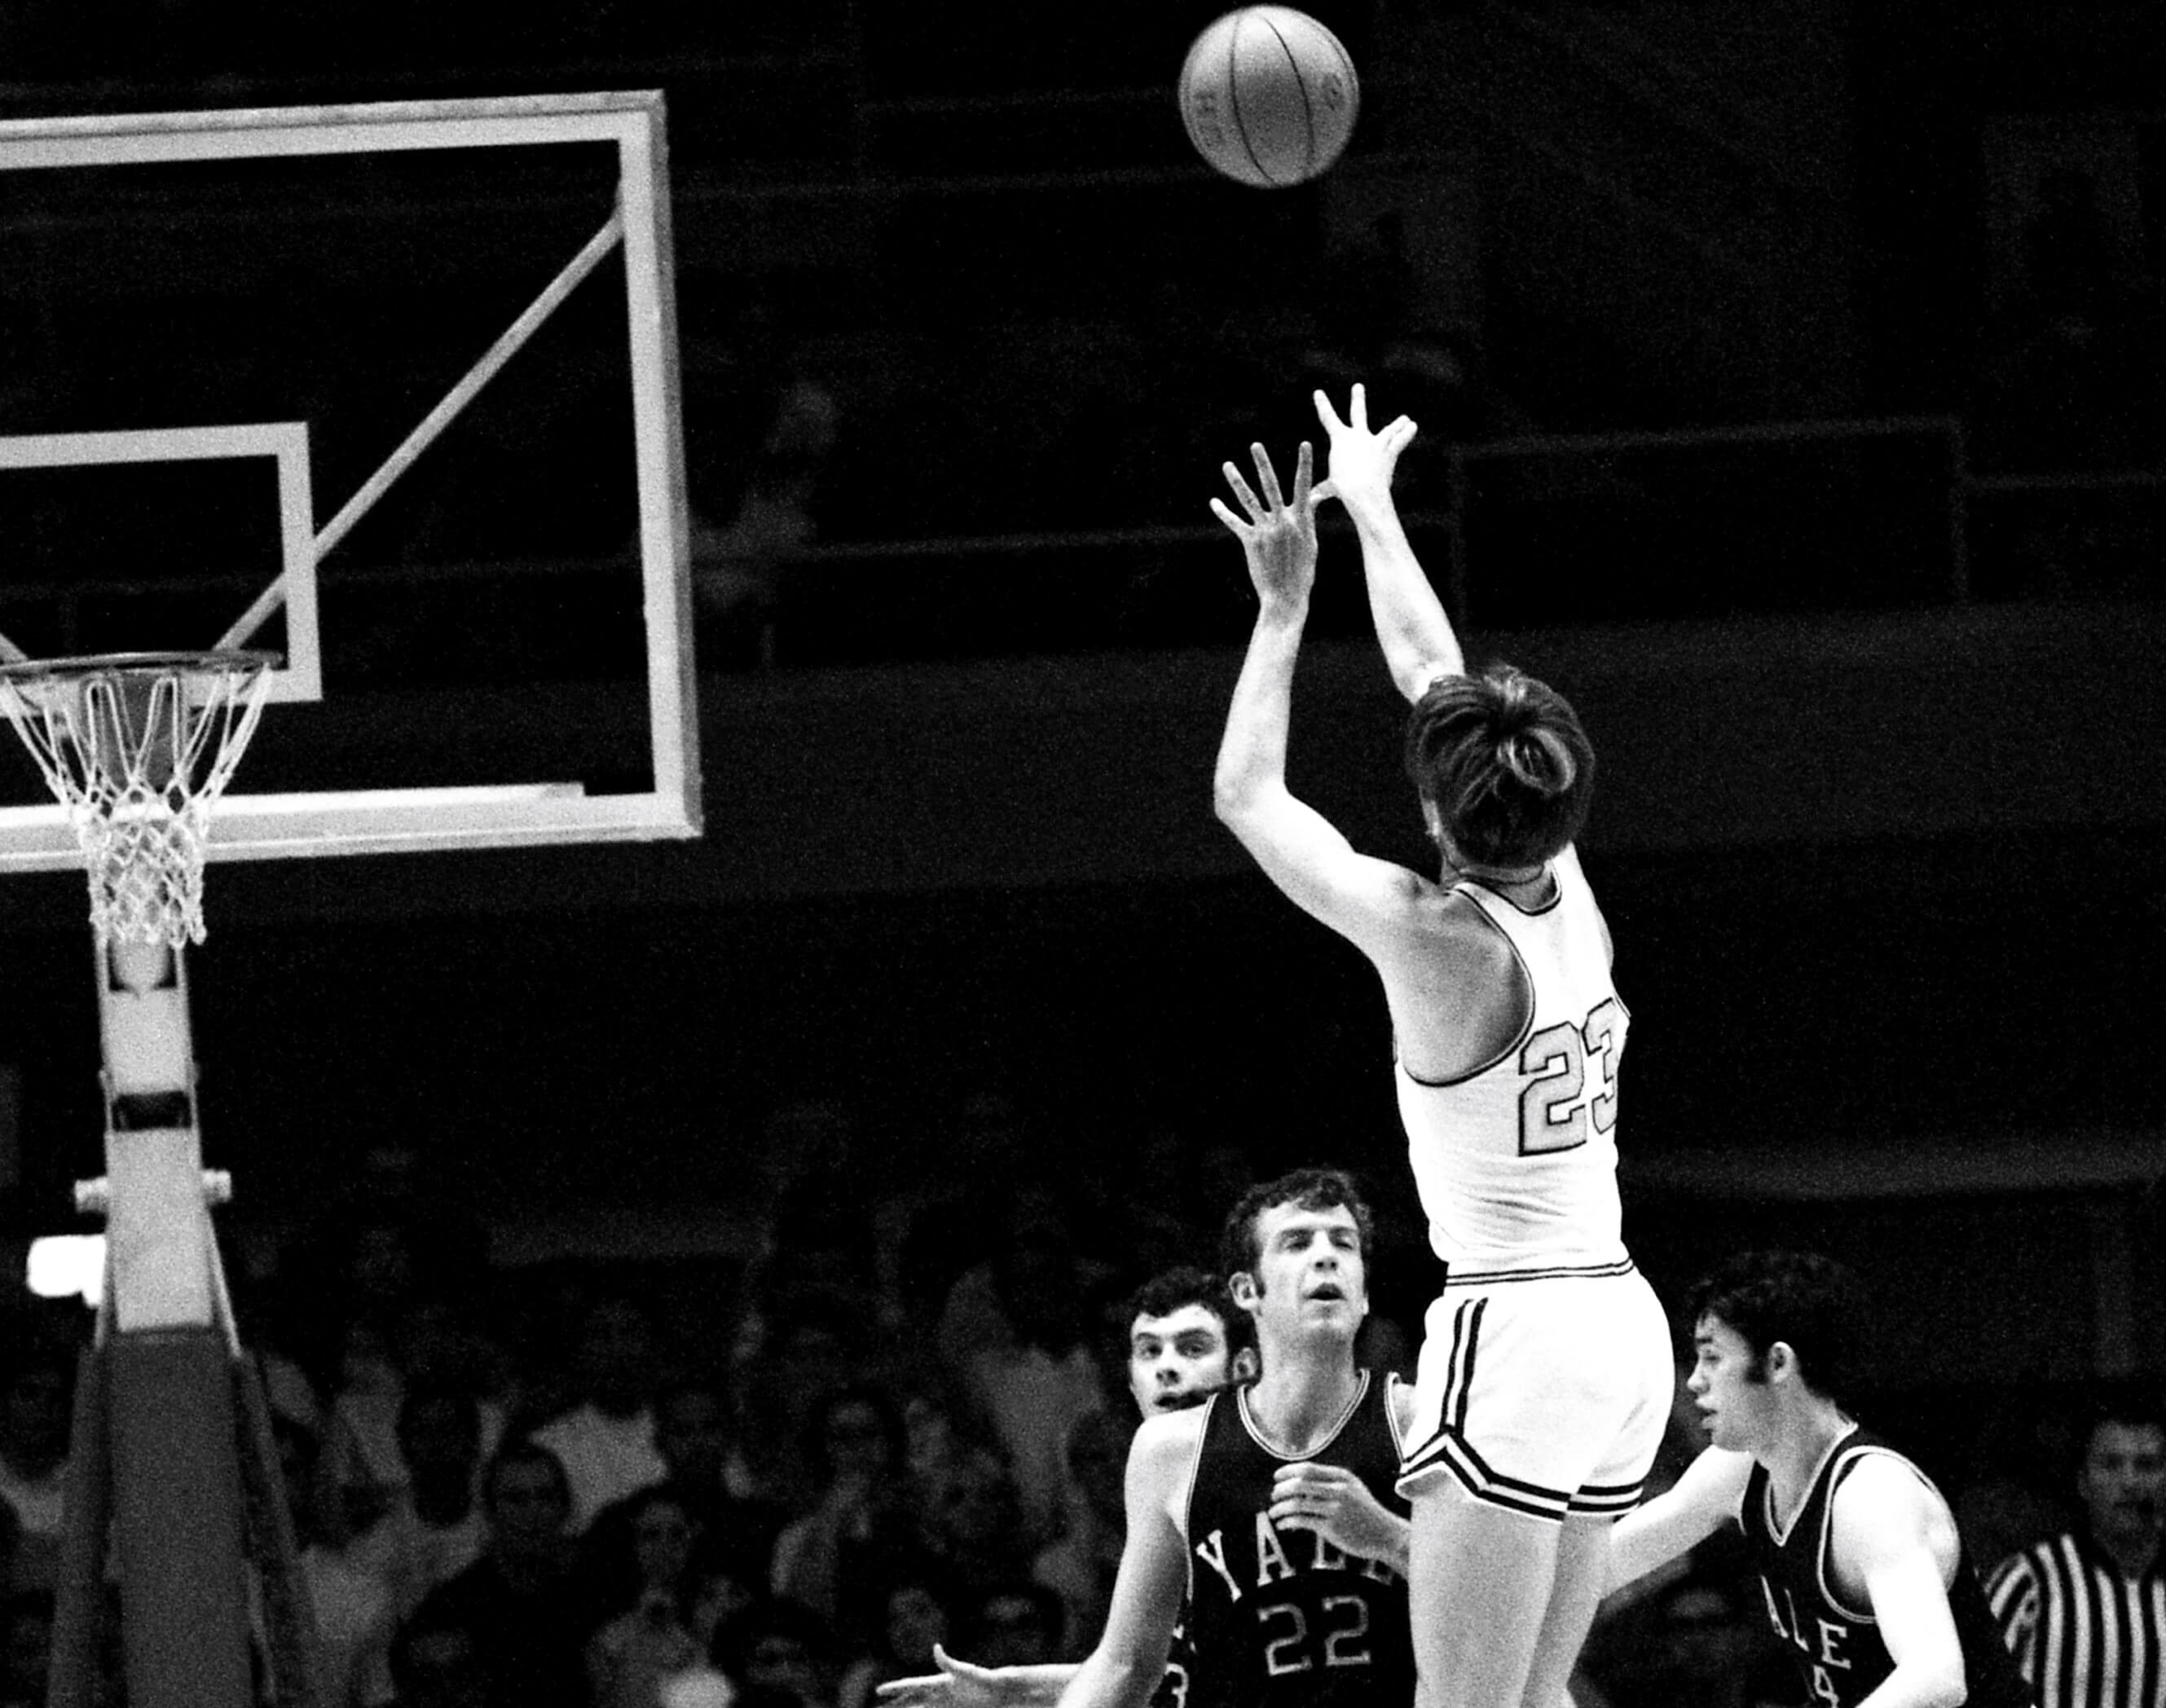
left=1518, top=996, right=1624, bottom=1155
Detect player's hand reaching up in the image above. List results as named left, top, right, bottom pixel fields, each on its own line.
left=1313, top=383, right=1417, bottom=519
left=1270, top=1459, right=1411, bottom=1572
left=1212, top=439, right=1324, bottom=609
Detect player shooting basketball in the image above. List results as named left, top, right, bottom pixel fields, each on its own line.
left=1208, top=388, right=1674, bottom=1708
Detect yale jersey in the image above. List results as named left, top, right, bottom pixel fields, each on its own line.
left=1152, top=1612, right=1197, bottom=1708
left=1181, top=1373, right=1415, bottom=1708
left=1396, top=850, right=1630, bottom=1273
left=1738, top=1427, right=2032, bottom=1708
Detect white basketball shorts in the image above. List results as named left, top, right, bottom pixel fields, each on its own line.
left=1397, top=1258, right=1673, bottom=1521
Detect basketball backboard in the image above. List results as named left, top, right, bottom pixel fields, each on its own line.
left=0, top=91, right=699, bottom=869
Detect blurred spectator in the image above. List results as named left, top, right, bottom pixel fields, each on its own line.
left=691, top=347, right=845, bottom=670
left=585, top=1372, right=789, bottom=1614
left=900, top=1389, right=970, bottom=1497
left=1985, top=1387, right=2165, bottom=1708
left=1029, top=1410, right=1126, bottom=1657
left=366, top=1383, right=491, bottom=1618
left=530, top=1292, right=670, bottom=1534
left=385, top=1608, right=491, bottom=1708
left=914, top=1444, right=1036, bottom=1616
left=935, top=1186, right=1110, bottom=1543
left=329, top=1291, right=508, bottom=1545
left=712, top=1598, right=842, bottom=1708
left=768, top=1385, right=931, bottom=1657
left=1953, top=1402, right=2076, bottom=1582
left=0, top=1589, right=53, bottom=1708
left=584, top=1485, right=720, bottom=1708
left=834, top=1578, right=949, bottom=1708
left=406, top=1437, right=588, bottom=1708
left=274, top=1413, right=399, bottom=1708
left=1587, top=1570, right=1786, bottom=1708
left=732, top=1296, right=864, bottom=1516
left=955, top=1582, right=1065, bottom=1671
left=0, top=1340, right=74, bottom=1591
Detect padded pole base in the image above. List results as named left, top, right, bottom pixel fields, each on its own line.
left=108, top=1327, right=253, bottom=1708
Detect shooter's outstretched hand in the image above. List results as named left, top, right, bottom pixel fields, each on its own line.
left=1211, top=438, right=1323, bottom=608
left=1313, top=383, right=1417, bottom=520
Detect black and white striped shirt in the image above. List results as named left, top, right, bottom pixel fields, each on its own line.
left=1987, top=1530, right=2166, bottom=1708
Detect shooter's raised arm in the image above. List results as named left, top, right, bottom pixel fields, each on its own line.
left=1314, top=384, right=1465, bottom=701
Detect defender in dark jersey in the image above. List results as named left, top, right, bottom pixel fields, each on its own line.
left=1606, top=1251, right=2032, bottom=1708
left=1049, top=1169, right=1416, bottom=1708
left=879, top=1267, right=1258, bottom=1708
left=1182, top=1358, right=1412, bottom=1708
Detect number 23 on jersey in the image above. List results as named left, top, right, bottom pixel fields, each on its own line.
left=1518, top=996, right=1624, bottom=1156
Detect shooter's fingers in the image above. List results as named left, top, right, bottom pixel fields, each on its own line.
left=1386, top=416, right=1419, bottom=453
left=1222, top=460, right=1264, bottom=521
left=1250, top=442, right=1286, bottom=513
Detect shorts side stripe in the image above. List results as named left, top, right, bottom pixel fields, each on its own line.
left=1443, top=1257, right=1638, bottom=1288
left=1449, top=1296, right=1484, bottom=1437
left=1567, top=1482, right=1645, bottom=1514
left=1398, top=1430, right=1574, bottom=1521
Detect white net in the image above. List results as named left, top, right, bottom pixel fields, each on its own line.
left=0, top=653, right=276, bottom=948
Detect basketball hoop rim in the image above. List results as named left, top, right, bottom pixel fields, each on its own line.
left=0, top=649, right=283, bottom=684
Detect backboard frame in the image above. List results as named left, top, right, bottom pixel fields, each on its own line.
left=0, top=90, right=701, bottom=869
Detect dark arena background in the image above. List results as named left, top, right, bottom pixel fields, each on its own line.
left=0, top=5, right=2159, bottom=1706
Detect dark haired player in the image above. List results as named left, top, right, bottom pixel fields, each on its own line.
left=1123, top=1265, right=1259, bottom=1419
left=1210, top=388, right=1671, bottom=1708
left=880, top=1264, right=1255, bottom=1706
left=1606, top=1251, right=2032, bottom=1708
left=885, top=1172, right=1416, bottom=1708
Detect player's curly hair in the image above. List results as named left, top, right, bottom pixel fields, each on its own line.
left=1689, top=1250, right=1869, bottom=1412
left=1219, top=1168, right=1375, bottom=1283
left=1403, top=665, right=1594, bottom=869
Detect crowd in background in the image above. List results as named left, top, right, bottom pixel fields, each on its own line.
left=0, top=1098, right=2156, bottom=1708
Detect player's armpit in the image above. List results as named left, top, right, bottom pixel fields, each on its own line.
left=1215, top=788, right=1436, bottom=960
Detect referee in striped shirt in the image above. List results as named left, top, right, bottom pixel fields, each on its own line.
left=1986, top=1390, right=2165, bottom=1708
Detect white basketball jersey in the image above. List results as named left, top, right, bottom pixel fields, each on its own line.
left=1396, top=852, right=1631, bottom=1275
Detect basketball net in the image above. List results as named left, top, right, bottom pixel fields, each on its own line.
left=0, top=653, right=277, bottom=948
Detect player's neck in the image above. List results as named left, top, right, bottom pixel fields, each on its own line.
left=1244, top=1346, right=1363, bottom=1459
left=1761, top=1402, right=1856, bottom=1521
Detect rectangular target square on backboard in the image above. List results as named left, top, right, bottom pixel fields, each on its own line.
left=0, top=422, right=322, bottom=702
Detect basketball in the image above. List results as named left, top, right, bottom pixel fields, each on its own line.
left=1178, top=7, right=1359, bottom=188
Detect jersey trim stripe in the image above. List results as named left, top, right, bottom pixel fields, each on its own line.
left=1465, top=874, right=1564, bottom=917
